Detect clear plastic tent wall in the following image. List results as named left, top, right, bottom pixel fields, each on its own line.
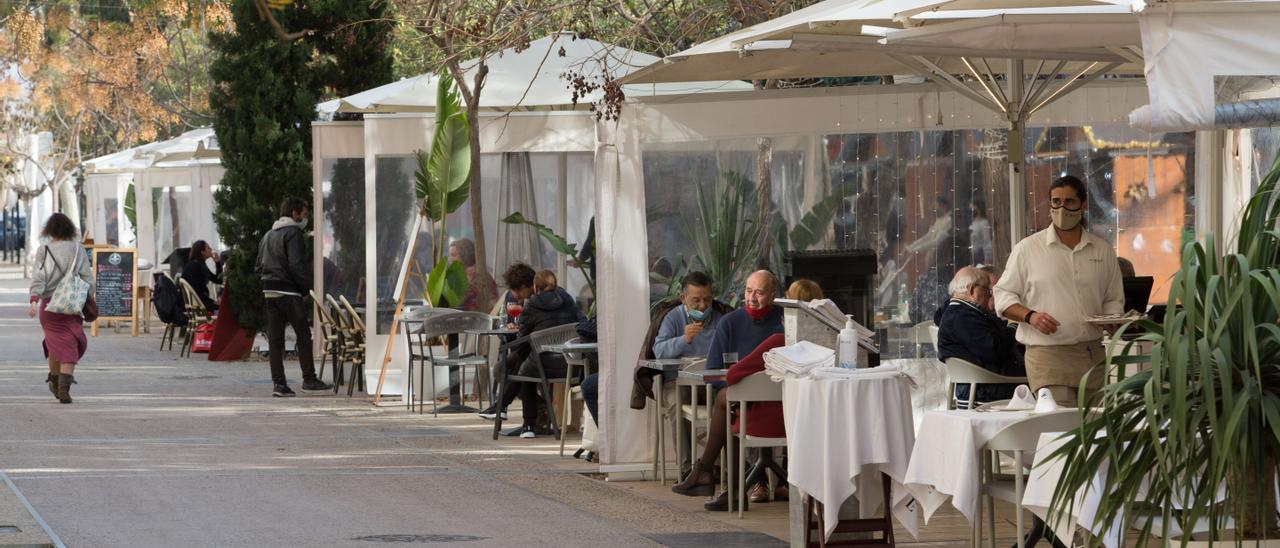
left=312, top=111, right=599, bottom=399
left=593, top=79, right=1204, bottom=471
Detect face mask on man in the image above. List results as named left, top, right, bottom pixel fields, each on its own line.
left=1050, top=206, right=1083, bottom=231
left=745, top=304, right=772, bottom=321
left=687, top=307, right=706, bottom=322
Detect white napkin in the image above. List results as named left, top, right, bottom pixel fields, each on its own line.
left=763, top=341, right=837, bottom=380
left=1034, top=387, right=1060, bottom=413
left=809, top=365, right=901, bottom=380
left=1005, top=384, right=1036, bottom=410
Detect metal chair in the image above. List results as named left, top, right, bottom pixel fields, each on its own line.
left=979, top=412, right=1080, bottom=548
left=325, top=295, right=352, bottom=393
left=403, top=310, right=492, bottom=416
left=944, top=357, right=1029, bottom=410
left=311, top=291, right=345, bottom=385
left=175, top=277, right=214, bottom=358
left=557, top=337, right=596, bottom=456
left=492, top=323, right=579, bottom=440
left=726, top=372, right=788, bottom=518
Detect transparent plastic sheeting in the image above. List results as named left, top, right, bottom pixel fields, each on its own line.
left=641, top=125, right=1195, bottom=360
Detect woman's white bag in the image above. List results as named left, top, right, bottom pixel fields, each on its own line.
left=45, top=248, right=89, bottom=316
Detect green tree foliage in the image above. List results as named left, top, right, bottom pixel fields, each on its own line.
left=210, top=0, right=392, bottom=330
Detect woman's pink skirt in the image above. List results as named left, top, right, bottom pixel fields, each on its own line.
left=39, top=299, right=87, bottom=364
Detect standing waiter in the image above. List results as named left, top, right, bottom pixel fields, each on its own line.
left=993, top=175, right=1124, bottom=406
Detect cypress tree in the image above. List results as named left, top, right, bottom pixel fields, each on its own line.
left=210, top=1, right=392, bottom=331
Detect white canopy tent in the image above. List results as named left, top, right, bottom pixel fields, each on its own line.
left=311, top=33, right=752, bottom=400
left=623, top=0, right=1143, bottom=249
left=83, top=128, right=223, bottom=268
left=592, top=79, right=1161, bottom=476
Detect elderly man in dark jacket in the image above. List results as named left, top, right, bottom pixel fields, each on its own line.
left=481, top=266, right=584, bottom=438
left=934, top=266, right=1025, bottom=406
left=256, top=197, right=332, bottom=398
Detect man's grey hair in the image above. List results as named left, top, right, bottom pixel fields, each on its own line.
left=948, top=268, right=985, bottom=298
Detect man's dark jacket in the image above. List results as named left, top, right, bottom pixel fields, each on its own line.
left=630, top=299, right=734, bottom=410
left=255, top=217, right=310, bottom=295
left=933, top=299, right=1026, bottom=403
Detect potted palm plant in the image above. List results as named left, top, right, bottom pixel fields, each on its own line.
left=1049, top=154, right=1280, bottom=546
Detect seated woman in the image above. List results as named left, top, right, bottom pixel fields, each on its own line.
left=180, top=240, right=222, bottom=313
left=483, top=269, right=584, bottom=438
left=672, top=279, right=823, bottom=511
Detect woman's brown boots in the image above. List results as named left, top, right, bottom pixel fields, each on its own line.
left=57, top=374, right=74, bottom=404
left=46, top=373, right=58, bottom=397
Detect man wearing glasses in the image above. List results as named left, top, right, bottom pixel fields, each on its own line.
left=993, top=175, right=1125, bottom=406
left=935, top=266, right=1025, bottom=407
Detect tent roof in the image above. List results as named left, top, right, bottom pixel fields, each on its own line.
left=84, top=128, right=219, bottom=174
left=622, top=0, right=1137, bottom=84
left=321, top=32, right=754, bottom=115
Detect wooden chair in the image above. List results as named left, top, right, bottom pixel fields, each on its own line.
left=311, top=291, right=345, bottom=385
left=726, top=372, right=788, bottom=518
left=325, top=295, right=351, bottom=393
left=175, top=277, right=214, bottom=358
left=403, top=310, right=492, bottom=416
left=944, top=357, right=1029, bottom=410
left=492, top=324, right=579, bottom=440
left=980, top=412, right=1080, bottom=548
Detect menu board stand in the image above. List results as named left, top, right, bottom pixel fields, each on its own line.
left=90, top=248, right=138, bottom=337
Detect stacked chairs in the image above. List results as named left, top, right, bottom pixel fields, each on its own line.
left=310, top=293, right=367, bottom=397
left=311, top=291, right=345, bottom=387
left=336, top=295, right=367, bottom=396
left=175, top=277, right=215, bottom=358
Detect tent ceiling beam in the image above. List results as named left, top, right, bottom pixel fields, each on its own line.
left=961, top=57, right=1009, bottom=113
left=895, top=54, right=1003, bottom=114
left=1023, top=60, right=1068, bottom=113
left=1026, top=61, right=1122, bottom=117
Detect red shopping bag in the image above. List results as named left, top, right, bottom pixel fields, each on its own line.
left=192, top=324, right=215, bottom=353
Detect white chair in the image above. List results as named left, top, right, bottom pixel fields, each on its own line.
left=944, top=357, right=1029, bottom=410
left=907, top=320, right=937, bottom=358
left=726, top=372, right=787, bottom=518
left=978, top=411, right=1080, bottom=548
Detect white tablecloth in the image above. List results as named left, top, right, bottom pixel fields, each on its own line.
left=782, top=374, right=919, bottom=541
left=1022, top=432, right=1122, bottom=548
left=903, top=409, right=1038, bottom=523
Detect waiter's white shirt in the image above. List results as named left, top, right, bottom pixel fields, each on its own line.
left=994, top=227, right=1124, bottom=346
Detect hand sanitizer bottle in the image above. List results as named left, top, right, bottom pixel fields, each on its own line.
left=838, top=315, right=859, bottom=369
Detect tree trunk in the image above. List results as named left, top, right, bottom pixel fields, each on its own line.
left=1234, top=455, right=1280, bottom=540
left=466, top=93, right=491, bottom=311
left=755, top=136, right=775, bottom=270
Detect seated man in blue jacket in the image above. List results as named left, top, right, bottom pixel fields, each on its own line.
left=934, top=266, right=1026, bottom=406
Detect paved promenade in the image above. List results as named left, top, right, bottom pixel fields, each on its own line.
left=0, top=264, right=788, bottom=548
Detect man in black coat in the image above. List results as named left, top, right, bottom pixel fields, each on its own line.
left=934, top=266, right=1025, bottom=406
left=255, top=197, right=333, bottom=398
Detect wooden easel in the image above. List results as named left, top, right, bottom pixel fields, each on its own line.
left=373, top=215, right=426, bottom=404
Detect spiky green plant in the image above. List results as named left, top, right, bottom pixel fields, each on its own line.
left=415, top=77, right=471, bottom=308
left=1048, top=152, right=1280, bottom=546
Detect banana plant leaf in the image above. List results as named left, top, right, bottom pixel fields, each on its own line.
left=123, top=182, right=136, bottom=234
left=502, top=212, right=578, bottom=256
left=789, top=192, right=845, bottom=252
left=425, top=258, right=468, bottom=308
left=415, top=112, right=471, bottom=221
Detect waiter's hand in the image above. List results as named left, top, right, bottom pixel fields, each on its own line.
left=1029, top=311, right=1060, bottom=335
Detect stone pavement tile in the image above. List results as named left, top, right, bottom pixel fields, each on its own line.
left=0, top=472, right=54, bottom=547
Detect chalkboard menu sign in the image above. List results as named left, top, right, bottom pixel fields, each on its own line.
left=93, top=248, right=137, bottom=321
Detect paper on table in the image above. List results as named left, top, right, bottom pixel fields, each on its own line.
left=1005, top=384, right=1036, bottom=410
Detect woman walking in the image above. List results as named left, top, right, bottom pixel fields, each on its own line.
left=27, top=213, right=93, bottom=404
